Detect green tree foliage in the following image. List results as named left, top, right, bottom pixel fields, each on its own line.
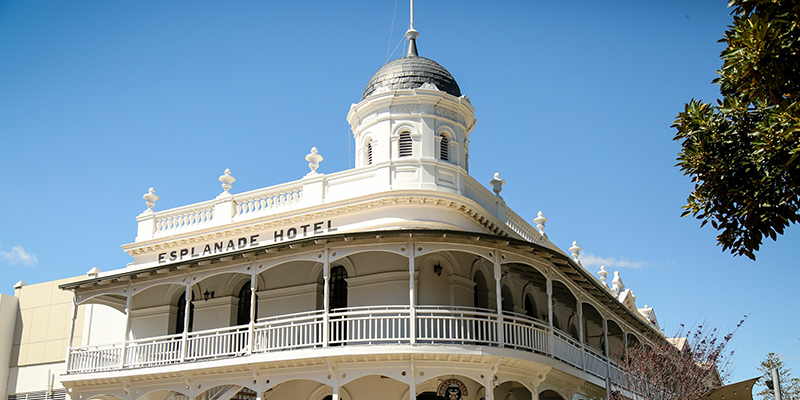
left=673, top=0, right=800, bottom=260
left=756, top=353, right=800, bottom=400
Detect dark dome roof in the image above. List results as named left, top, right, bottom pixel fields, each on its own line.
left=362, top=55, right=461, bottom=99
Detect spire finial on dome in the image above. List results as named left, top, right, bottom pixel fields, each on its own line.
left=405, top=0, right=419, bottom=57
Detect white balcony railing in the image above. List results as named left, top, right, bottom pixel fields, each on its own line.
left=416, top=306, right=498, bottom=346
left=254, top=310, right=324, bottom=351
left=124, top=333, right=181, bottom=368
left=67, top=306, right=624, bottom=386
left=134, top=165, right=547, bottom=246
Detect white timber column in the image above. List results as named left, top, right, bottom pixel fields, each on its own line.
left=180, top=278, right=191, bottom=362
left=603, top=318, right=611, bottom=399
left=623, top=330, right=629, bottom=361
left=546, top=274, right=553, bottom=327
left=332, top=374, right=340, bottom=400
left=409, top=243, right=416, bottom=344
left=323, top=248, right=330, bottom=347
left=64, top=294, right=78, bottom=372
left=577, top=297, right=585, bottom=370
left=408, top=355, right=417, bottom=400
left=493, top=251, right=503, bottom=348
left=485, top=368, right=495, bottom=400
left=120, top=288, right=132, bottom=368
left=248, top=266, right=257, bottom=354
left=546, top=270, right=554, bottom=354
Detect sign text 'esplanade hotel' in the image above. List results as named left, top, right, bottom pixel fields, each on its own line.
left=157, top=220, right=336, bottom=264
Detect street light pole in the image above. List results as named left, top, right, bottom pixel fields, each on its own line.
left=773, top=367, right=782, bottom=400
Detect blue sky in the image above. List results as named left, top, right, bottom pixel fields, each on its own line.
left=1, top=0, right=797, bottom=386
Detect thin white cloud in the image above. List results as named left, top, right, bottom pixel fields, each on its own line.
left=579, top=253, right=647, bottom=270
left=0, top=245, right=38, bottom=266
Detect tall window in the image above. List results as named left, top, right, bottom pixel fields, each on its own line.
left=329, top=266, right=348, bottom=310
left=440, top=136, right=449, bottom=161
left=501, top=285, right=514, bottom=312
left=398, top=131, right=412, bottom=157
left=175, top=290, right=194, bottom=334
left=237, top=282, right=256, bottom=326
left=525, top=295, right=537, bottom=319
left=367, top=141, right=373, bottom=165
left=473, top=271, right=489, bottom=309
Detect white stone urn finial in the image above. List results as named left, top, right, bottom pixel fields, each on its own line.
left=533, top=211, right=548, bottom=233
left=143, top=187, right=159, bottom=210
left=305, top=147, right=323, bottom=174
left=489, top=172, right=505, bottom=196
left=219, top=169, right=236, bottom=193
left=598, top=266, right=608, bottom=285
left=612, top=271, right=624, bottom=294
left=569, top=241, right=581, bottom=260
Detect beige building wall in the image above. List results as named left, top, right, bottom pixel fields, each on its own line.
left=11, top=278, right=82, bottom=368
left=6, top=278, right=83, bottom=396
left=0, top=293, right=20, bottom=399
left=6, top=277, right=126, bottom=397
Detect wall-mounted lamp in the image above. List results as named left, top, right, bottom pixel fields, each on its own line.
left=434, top=262, right=443, bottom=277
left=203, top=288, right=215, bottom=302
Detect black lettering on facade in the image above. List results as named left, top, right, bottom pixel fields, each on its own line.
left=180, top=249, right=189, bottom=259
left=287, top=228, right=297, bottom=239
left=203, top=244, right=212, bottom=256
left=327, top=220, right=337, bottom=232
left=158, top=253, right=167, bottom=263
left=314, top=222, right=323, bottom=234
left=274, top=230, right=284, bottom=241
left=300, top=224, right=310, bottom=236
left=250, top=235, right=259, bottom=246
left=191, top=247, right=199, bottom=257
left=214, top=242, right=223, bottom=253
left=238, top=237, right=247, bottom=249
left=226, top=240, right=235, bottom=251
left=170, top=251, right=177, bottom=261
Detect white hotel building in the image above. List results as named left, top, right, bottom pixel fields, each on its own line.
left=2, top=17, right=668, bottom=400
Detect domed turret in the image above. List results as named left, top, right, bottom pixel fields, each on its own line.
left=362, top=56, right=461, bottom=99
left=362, top=23, right=460, bottom=100
left=346, top=12, right=476, bottom=193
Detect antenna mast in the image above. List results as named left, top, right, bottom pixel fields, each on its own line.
left=410, top=0, right=414, bottom=30
left=406, top=0, right=419, bottom=56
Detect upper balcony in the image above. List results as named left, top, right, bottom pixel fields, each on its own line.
left=66, top=305, right=628, bottom=389
left=63, top=227, right=655, bottom=397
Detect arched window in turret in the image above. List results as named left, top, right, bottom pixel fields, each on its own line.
left=175, top=290, right=194, bottom=334
left=399, top=131, right=412, bottom=157
left=329, top=266, right=348, bottom=310
left=365, top=139, right=373, bottom=165
left=237, top=282, right=256, bottom=326
left=440, top=135, right=449, bottom=161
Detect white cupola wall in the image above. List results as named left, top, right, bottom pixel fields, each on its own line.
left=346, top=83, right=476, bottom=193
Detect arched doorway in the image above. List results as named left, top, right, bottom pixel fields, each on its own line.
left=473, top=270, right=489, bottom=309
left=175, top=291, right=195, bottom=334
left=330, top=265, right=348, bottom=310
left=236, top=282, right=256, bottom=326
